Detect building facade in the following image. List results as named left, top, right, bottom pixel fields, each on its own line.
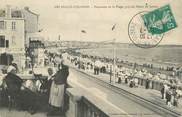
left=22, top=6, right=39, bottom=47
left=0, top=5, right=41, bottom=71
left=0, top=6, right=25, bottom=70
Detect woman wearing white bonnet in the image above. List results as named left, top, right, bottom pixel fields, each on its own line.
left=7, top=65, right=16, bottom=73
left=3, top=64, right=23, bottom=109
left=48, top=56, right=69, bottom=116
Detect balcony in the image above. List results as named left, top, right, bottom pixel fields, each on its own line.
left=0, top=48, right=24, bottom=54
left=0, top=73, right=119, bottom=117
left=0, top=48, right=6, bottom=53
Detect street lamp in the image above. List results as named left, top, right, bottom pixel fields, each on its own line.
left=79, top=30, right=87, bottom=69
left=113, top=39, right=116, bottom=83
left=111, top=24, right=117, bottom=83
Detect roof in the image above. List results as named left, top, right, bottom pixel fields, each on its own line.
left=0, top=6, right=39, bottom=19
left=24, top=7, right=39, bottom=16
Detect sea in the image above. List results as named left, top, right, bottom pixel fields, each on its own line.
left=80, top=45, right=182, bottom=68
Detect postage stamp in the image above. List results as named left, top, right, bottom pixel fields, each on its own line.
left=128, top=11, right=164, bottom=48
left=142, top=4, right=177, bottom=35
left=128, top=4, right=177, bottom=48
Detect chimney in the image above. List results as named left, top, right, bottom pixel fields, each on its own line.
left=24, top=6, right=29, bottom=11
left=6, top=5, right=11, bottom=18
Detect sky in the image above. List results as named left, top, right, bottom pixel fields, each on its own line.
left=1, top=0, right=182, bottom=44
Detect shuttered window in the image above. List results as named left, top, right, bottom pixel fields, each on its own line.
left=0, top=36, right=5, bottom=47
left=12, top=21, right=16, bottom=30
left=0, top=21, right=3, bottom=29
left=6, top=40, right=9, bottom=48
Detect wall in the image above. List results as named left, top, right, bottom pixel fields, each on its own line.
left=22, top=7, right=39, bottom=47
left=0, top=19, right=25, bottom=50
left=23, top=7, right=39, bottom=33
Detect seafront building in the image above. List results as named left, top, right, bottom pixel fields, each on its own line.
left=22, top=6, right=45, bottom=68
left=0, top=5, right=44, bottom=70
left=0, top=5, right=25, bottom=69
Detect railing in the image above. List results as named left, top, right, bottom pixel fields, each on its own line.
left=77, top=97, right=108, bottom=117
left=0, top=48, right=24, bottom=52
left=102, top=71, right=172, bottom=91
left=135, top=77, right=164, bottom=91
left=132, top=76, right=182, bottom=91
left=0, top=48, right=6, bottom=53
left=66, top=88, right=122, bottom=117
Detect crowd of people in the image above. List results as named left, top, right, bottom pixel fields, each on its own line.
left=1, top=48, right=181, bottom=115
left=0, top=54, right=69, bottom=116
left=68, top=53, right=181, bottom=81
left=67, top=52, right=182, bottom=107
left=161, top=84, right=181, bottom=107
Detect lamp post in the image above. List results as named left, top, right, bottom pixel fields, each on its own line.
left=110, top=64, right=112, bottom=83
left=113, top=39, right=116, bottom=83
left=78, top=30, right=87, bottom=69
left=111, top=24, right=117, bottom=83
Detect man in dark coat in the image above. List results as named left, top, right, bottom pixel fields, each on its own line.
left=145, top=78, right=150, bottom=89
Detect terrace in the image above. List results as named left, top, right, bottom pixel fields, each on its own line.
left=0, top=73, right=120, bottom=117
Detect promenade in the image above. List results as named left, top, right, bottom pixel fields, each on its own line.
left=68, top=68, right=164, bottom=117
left=66, top=60, right=182, bottom=115
left=1, top=63, right=182, bottom=117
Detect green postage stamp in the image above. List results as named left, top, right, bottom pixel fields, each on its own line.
left=142, top=4, right=177, bottom=35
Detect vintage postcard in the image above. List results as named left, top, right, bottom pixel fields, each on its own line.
left=0, top=0, right=182, bottom=117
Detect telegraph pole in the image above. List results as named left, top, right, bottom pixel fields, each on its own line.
left=113, top=39, right=116, bottom=83
left=79, top=30, right=86, bottom=69
left=112, top=24, right=117, bottom=83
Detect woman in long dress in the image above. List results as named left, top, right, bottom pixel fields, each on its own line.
left=48, top=62, right=69, bottom=116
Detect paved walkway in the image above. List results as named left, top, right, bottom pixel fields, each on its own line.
left=68, top=64, right=182, bottom=114
left=69, top=68, right=167, bottom=117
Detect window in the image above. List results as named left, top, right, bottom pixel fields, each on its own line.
left=0, top=21, right=6, bottom=30
left=0, top=53, right=13, bottom=65
left=6, top=40, right=9, bottom=48
left=0, top=36, right=5, bottom=47
left=0, top=10, right=5, bottom=17
left=11, top=10, right=22, bottom=18
left=4, top=21, right=6, bottom=29
left=12, top=21, right=16, bottom=30
left=0, top=21, right=4, bottom=29
left=12, top=36, right=16, bottom=45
